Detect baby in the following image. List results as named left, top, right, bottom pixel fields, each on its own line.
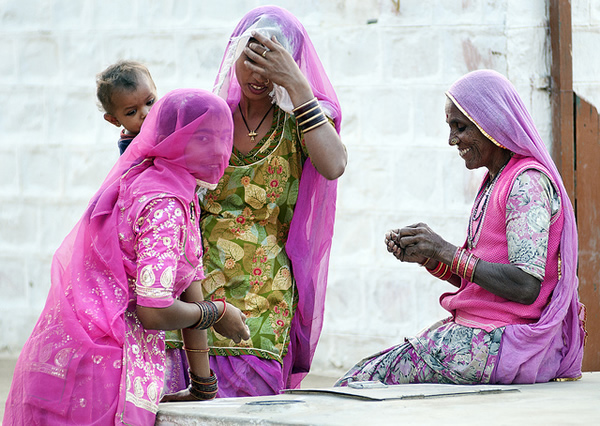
left=96, top=60, right=158, bottom=154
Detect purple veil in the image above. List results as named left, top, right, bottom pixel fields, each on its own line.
left=446, top=70, right=585, bottom=383
left=4, top=89, right=233, bottom=424
left=213, top=6, right=341, bottom=388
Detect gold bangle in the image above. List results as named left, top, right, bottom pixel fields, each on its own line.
left=183, top=347, right=210, bottom=353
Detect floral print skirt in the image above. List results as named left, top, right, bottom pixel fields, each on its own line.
left=335, top=318, right=504, bottom=386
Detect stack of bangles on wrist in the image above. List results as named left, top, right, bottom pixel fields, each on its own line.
left=293, top=97, right=328, bottom=134
left=451, top=248, right=480, bottom=282
left=188, top=298, right=227, bottom=330
left=188, top=369, right=218, bottom=400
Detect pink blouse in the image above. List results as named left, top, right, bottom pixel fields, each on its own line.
left=119, top=196, right=204, bottom=308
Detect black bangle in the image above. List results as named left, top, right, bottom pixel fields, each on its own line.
left=188, top=369, right=218, bottom=400
left=299, top=112, right=328, bottom=133
left=294, top=98, right=328, bottom=134
left=188, top=301, right=219, bottom=330
left=292, top=97, right=319, bottom=115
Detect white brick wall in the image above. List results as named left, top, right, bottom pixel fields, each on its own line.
left=0, top=0, right=595, bottom=377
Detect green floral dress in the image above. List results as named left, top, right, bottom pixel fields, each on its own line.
left=199, top=105, right=309, bottom=363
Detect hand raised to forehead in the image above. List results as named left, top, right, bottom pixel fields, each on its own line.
left=243, top=31, right=306, bottom=90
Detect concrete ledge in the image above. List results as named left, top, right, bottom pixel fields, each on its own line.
left=156, top=372, right=599, bottom=425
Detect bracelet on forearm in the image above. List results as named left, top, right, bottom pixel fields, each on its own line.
left=293, top=97, right=328, bottom=134
left=451, top=248, right=480, bottom=282
left=426, top=260, right=453, bottom=281
left=188, top=300, right=219, bottom=330
left=188, top=369, right=218, bottom=400
left=183, top=347, right=210, bottom=353
left=213, top=298, right=227, bottom=323
left=292, top=97, right=319, bottom=115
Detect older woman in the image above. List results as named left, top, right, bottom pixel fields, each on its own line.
left=190, top=6, right=347, bottom=398
left=3, top=89, right=250, bottom=425
left=336, top=70, right=585, bottom=386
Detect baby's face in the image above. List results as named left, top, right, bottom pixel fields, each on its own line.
left=110, top=75, right=157, bottom=135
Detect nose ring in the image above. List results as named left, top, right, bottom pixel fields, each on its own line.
left=450, top=137, right=459, bottom=146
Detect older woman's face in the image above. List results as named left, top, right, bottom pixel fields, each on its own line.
left=445, top=98, right=503, bottom=172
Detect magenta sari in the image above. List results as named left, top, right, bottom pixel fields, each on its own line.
left=206, top=5, right=342, bottom=395
left=3, top=89, right=233, bottom=425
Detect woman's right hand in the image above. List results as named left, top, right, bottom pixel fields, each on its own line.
left=213, top=302, right=250, bottom=343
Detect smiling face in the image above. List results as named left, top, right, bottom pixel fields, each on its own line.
left=445, top=98, right=509, bottom=175
left=234, top=38, right=272, bottom=101
left=104, top=74, right=157, bottom=135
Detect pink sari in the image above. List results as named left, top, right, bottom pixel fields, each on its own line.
left=3, top=89, right=233, bottom=425
left=207, top=5, right=342, bottom=394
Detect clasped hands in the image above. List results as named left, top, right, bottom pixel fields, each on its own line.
left=385, top=222, right=442, bottom=265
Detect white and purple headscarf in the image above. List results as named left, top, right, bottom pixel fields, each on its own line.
left=446, top=70, right=585, bottom=383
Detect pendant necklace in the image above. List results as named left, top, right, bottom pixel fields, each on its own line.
left=239, top=103, right=274, bottom=142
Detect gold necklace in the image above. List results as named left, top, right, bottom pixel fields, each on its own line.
left=238, top=103, right=274, bottom=142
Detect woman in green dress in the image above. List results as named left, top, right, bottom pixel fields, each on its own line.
left=201, top=5, right=347, bottom=397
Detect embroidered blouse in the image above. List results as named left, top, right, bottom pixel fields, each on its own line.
left=505, top=169, right=560, bottom=281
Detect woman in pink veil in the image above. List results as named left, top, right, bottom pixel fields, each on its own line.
left=336, top=70, right=584, bottom=386
left=187, top=6, right=347, bottom=397
left=3, top=89, right=250, bottom=425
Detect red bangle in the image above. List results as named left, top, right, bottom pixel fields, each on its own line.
left=431, top=261, right=445, bottom=276
left=427, top=261, right=451, bottom=281
left=451, top=248, right=480, bottom=282
left=439, top=266, right=453, bottom=281
left=451, top=248, right=465, bottom=276
left=214, top=298, right=227, bottom=323
left=465, top=256, right=480, bottom=282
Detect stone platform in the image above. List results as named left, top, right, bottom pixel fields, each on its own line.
left=156, top=372, right=599, bottom=425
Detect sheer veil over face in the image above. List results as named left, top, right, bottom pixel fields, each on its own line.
left=2, top=89, right=234, bottom=424
left=113, top=88, right=234, bottom=195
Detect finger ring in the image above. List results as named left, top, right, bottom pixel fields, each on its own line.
left=262, top=50, right=267, bottom=58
